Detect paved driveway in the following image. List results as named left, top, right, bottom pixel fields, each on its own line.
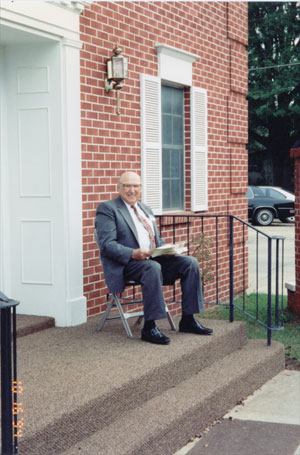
left=247, top=222, right=295, bottom=295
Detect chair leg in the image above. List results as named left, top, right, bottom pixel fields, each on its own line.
left=113, top=295, right=134, bottom=338
left=97, top=297, right=114, bottom=332
left=166, top=307, right=177, bottom=331
left=97, top=292, right=175, bottom=337
left=134, top=315, right=144, bottom=326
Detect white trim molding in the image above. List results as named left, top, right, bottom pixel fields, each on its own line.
left=155, top=43, right=198, bottom=87
left=0, top=1, right=87, bottom=44
left=52, top=1, right=92, bottom=15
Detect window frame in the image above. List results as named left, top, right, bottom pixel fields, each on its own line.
left=161, top=83, right=185, bottom=212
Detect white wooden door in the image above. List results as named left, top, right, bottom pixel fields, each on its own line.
left=3, top=41, right=65, bottom=319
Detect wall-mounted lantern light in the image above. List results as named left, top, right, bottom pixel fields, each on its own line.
left=105, top=43, right=128, bottom=115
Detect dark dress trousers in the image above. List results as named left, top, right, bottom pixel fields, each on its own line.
left=95, top=196, right=204, bottom=321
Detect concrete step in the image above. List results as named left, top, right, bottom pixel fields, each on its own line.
left=67, top=340, right=285, bottom=455
left=16, top=317, right=284, bottom=455
left=16, top=314, right=55, bottom=337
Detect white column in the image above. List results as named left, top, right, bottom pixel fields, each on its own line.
left=59, top=38, right=86, bottom=326
left=0, top=46, right=11, bottom=295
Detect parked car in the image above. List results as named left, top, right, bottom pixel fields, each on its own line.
left=246, top=185, right=295, bottom=226
left=259, top=186, right=295, bottom=202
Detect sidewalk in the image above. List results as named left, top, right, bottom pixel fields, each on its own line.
left=175, top=369, right=300, bottom=455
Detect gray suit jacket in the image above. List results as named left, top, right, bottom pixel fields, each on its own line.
left=95, top=196, right=164, bottom=293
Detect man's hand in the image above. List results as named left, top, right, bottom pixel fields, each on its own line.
left=131, top=248, right=151, bottom=261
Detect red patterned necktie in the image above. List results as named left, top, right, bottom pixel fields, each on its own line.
left=131, top=206, right=155, bottom=249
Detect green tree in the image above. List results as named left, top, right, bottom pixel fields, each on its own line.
left=248, top=1, right=300, bottom=188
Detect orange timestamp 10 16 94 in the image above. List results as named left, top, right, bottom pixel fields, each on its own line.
left=12, top=380, right=24, bottom=439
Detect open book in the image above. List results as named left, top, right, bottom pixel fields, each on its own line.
left=150, top=241, right=187, bottom=258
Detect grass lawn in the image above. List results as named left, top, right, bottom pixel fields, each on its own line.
left=202, top=293, right=300, bottom=364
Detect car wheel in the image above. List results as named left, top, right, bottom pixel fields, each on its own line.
left=253, top=208, right=274, bottom=226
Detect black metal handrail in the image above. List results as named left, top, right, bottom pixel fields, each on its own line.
left=0, top=294, right=20, bottom=455
left=157, top=214, right=286, bottom=345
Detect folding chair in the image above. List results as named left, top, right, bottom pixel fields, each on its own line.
left=94, top=230, right=177, bottom=338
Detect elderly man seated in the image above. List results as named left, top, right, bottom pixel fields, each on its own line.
left=95, top=171, right=213, bottom=344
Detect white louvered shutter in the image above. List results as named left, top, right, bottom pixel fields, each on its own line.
left=140, top=74, right=162, bottom=214
left=190, top=86, right=208, bottom=212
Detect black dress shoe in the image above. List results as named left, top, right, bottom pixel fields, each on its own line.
left=141, top=326, right=171, bottom=344
left=179, top=318, right=213, bottom=335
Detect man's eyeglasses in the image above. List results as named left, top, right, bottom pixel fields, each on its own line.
left=122, top=184, right=141, bottom=190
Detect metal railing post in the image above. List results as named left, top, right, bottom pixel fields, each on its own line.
left=229, top=216, right=234, bottom=323
left=275, top=238, right=280, bottom=328
left=274, top=236, right=285, bottom=329
left=267, top=237, right=272, bottom=346
left=1, top=306, right=13, bottom=455
left=0, top=295, right=20, bottom=455
left=215, top=217, right=219, bottom=305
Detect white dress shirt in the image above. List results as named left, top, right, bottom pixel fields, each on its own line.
left=123, top=200, right=155, bottom=250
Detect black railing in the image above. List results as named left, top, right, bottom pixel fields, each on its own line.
left=157, top=214, right=286, bottom=345
left=0, top=293, right=20, bottom=455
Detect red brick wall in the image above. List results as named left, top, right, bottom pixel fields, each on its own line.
left=288, top=148, right=300, bottom=316
left=80, top=1, right=248, bottom=318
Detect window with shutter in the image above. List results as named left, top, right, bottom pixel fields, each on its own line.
left=140, top=75, right=208, bottom=214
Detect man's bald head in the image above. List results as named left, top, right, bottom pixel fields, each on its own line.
left=118, top=172, right=142, bottom=205
left=119, top=172, right=141, bottom=186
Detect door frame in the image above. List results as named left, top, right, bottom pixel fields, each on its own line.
left=0, top=2, right=87, bottom=326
